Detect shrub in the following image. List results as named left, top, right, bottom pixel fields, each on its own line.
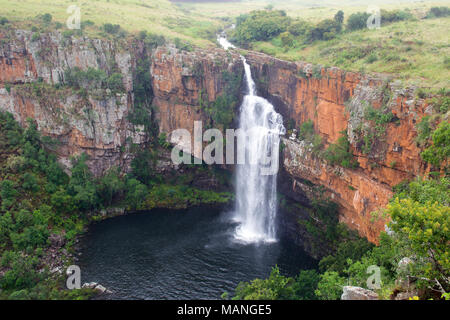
left=103, top=23, right=121, bottom=34
left=306, top=19, right=342, bottom=42
left=22, top=172, right=39, bottom=192
left=233, top=266, right=295, bottom=300
left=280, top=31, right=294, bottom=48
left=232, top=10, right=290, bottom=45
left=322, top=132, right=358, bottom=168
left=41, top=13, right=52, bottom=24
left=426, top=6, right=450, bottom=18
left=421, top=122, right=450, bottom=168
left=347, top=12, right=371, bottom=31
left=287, top=19, right=311, bottom=36
left=0, top=17, right=9, bottom=25
left=315, top=271, right=346, bottom=300
left=415, top=116, right=432, bottom=147
left=31, top=33, right=40, bottom=42
left=334, top=10, right=344, bottom=25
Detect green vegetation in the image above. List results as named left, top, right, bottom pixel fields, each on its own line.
left=414, top=95, right=450, bottom=171
left=421, top=122, right=450, bottom=169
left=0, top=0, right=222, bottom=48
left=297, top=121, right=357, bottom=168
left=297, top=120, right=323, bottom=155
left=64, top=67, right=124, bottom=93
left=322, top=131, right=358, bottom=168
left=232, top=176, right=449, bottom=300
left=231, top=10, right=290, bottom=46
left=201, top=70, right=242, bottom=129
left=245, top=7, right=449, bottom=88
left=0, top=111, right=232, bottom=299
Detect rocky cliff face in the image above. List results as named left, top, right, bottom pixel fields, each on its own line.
left=246, top=51, right=429, bottom=243
left=0, top=29, right=429, bottom=243
left=0, top=30, right=242, bottom=175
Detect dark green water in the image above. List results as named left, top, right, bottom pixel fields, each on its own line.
left=78, top=207, right=316, bottom=300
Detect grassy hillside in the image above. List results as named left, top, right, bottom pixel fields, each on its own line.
left=252, top=16, right=450, bottom=88
left=0, top=0, right=224, bottom=47
left=2, top=0, right=447, bottom=87
left=175, top=0, right=447, bottom=21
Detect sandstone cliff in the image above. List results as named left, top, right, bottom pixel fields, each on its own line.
left=0, top=30, right=242, bottom=175
left=0, top=29, right=431, bottom=243
left=245, top=51, right=429, bottom=243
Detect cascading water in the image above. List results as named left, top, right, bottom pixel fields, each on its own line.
left=218, top=35, right=285, bottom=243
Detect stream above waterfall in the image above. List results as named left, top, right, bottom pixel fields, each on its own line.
left=78, top=207, right=316, bottom=300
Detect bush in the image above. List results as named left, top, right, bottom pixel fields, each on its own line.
left=64, top=67, right=124, bottom=92
left=0, top=17, right=9, bottom=25
left=427, top=6, right=450, bottom=18
left=22, top=173, right=39, bottom=192
left=421, top=122, right=450, bottom=168
left=315, top=271, right=346, bottom=300
left=334, top=11, right=344, bottom=25
left=232, top=10, right=290, bottom=45
left=31, top=33, right=40, bottom=42
left=103, top=23, right=121, bottom=34
left=306, top=19, right=342, bottom=42
left=233, top=266, right=295, bottom=300
left=287, top=20, right=311, bottom=36
left=322, top=132, right=358, bottom=168
left=41, top=13, right=52, bottom=24
left=346, top=12, right=371, bottom=31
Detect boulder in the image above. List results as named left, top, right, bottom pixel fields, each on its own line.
left=341, top=286, right=378, bottom=300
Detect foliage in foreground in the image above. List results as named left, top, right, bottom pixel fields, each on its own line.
left=231, top=177, right=449, bottom=300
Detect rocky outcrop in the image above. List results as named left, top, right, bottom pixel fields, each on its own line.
left=246, top=51, right=429, bottom=243
left=0, top=30, right=142, bottom=175
left=0, top=30, right=242, bottom=175
left=341, top=286, right=379, bottom=300
left=151, top=46, right=243, bottom=158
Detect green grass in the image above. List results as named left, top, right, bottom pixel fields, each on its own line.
left=0, top=0, right=224, bottom=47
left=251, top=16, right=450, bottom=88
left=0, top=0, right=448, bottom=86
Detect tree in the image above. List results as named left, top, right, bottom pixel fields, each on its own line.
left=280, top=31, right=294, bottom=48
left=97, top=167, right=124, bottom=206
left=232, top=10, right=291, bottom=45
left=346, top=12, right=371, bottom=31
left=233, top=266, right=295, bottom=300
left=125, top=178, right=148, bottom=210
left=23, top=172, right=39, bottom=192
left=421, top=122, right=449, bottom=168
left=287, top=19, right=311, bottom=36
left=315, top=271, right=346, bottom=300
left=334, top=10, right=344, bottom=25
left=1, top=180, right=18, bottom=210
left=291, top=270, right=320, bottom=300
left=387, top=198, right=450, bottom=293
left=306, top=19, right=342, bottom=42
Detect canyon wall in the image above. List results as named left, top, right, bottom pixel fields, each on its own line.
left=0, top=30, right=242, bottom=175
left=246, top=51, right=429, bottom=243
left=0, top=29, right=430, bottom=243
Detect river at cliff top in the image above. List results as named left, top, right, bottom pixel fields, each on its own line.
left=78, top=206, right=317, bottom=300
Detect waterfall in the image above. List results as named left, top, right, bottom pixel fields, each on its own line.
left=218, top=35, right=285, bottom=243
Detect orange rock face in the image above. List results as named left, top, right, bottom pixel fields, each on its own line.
left=246, top=51, right=429, bottom=243
left=0, top=29, right=429, bottom=243
left=151, top=46, right=243, bottom=159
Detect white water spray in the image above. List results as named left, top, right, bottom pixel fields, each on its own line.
left=218, top=35, right=285, bottom=243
